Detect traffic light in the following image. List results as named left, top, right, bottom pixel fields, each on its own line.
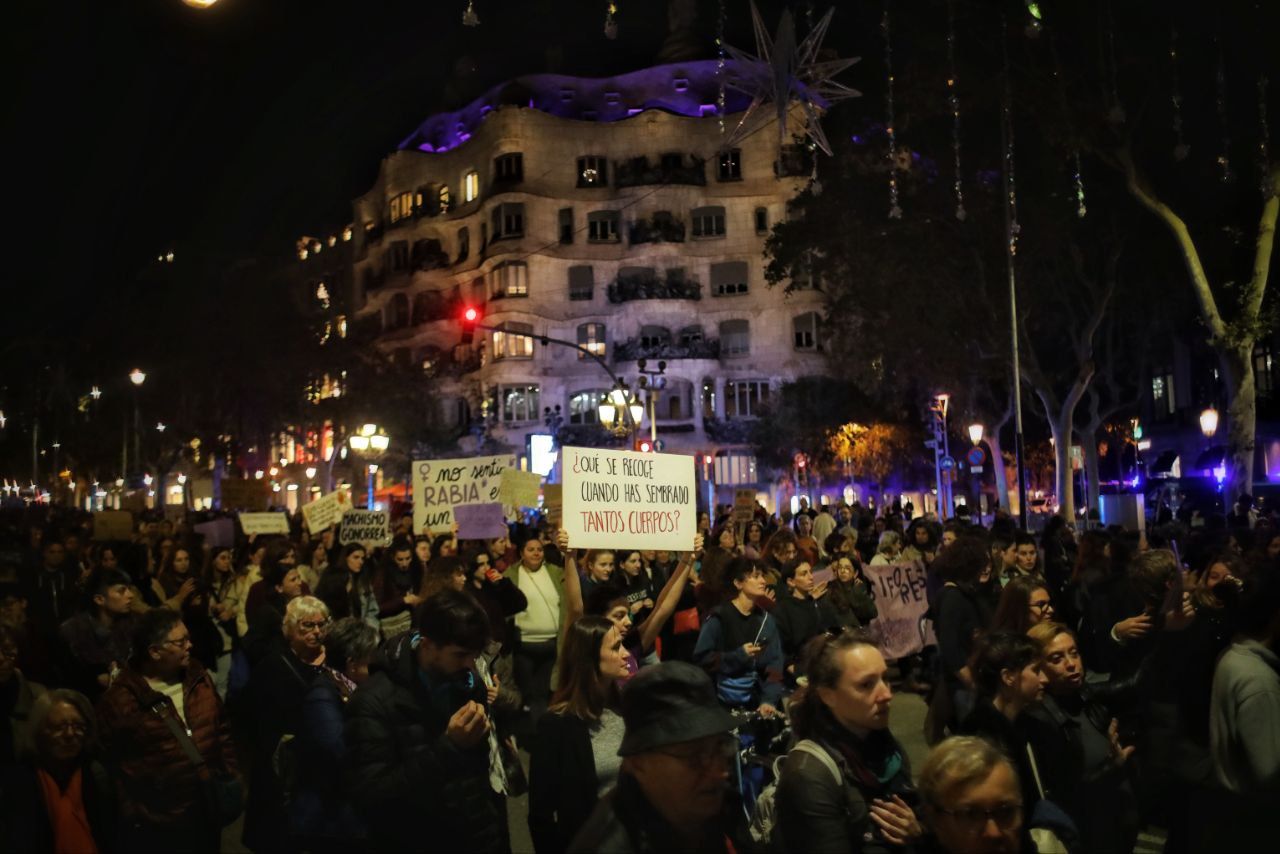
left=634, top=438, right=654, bottom=453
left=460, top=305, right=482, bottom=344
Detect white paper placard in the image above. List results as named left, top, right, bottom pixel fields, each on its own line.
left=412, top=455, right=516, bottom=534
left=561, top=446, right=696, bottom=551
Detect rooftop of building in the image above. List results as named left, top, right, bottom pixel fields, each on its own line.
left=397, top=59, right=801, bottom=154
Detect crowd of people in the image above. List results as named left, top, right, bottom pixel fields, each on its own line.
left=0, top=493, right=1276, bottom=853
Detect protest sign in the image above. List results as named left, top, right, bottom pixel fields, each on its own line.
left=561, top=446, right=696, bottom=551
left=453, top=503, right=510, bottom=540
left=220, top=478, right=271, bottom=511
left=238, top=512, right=290, bottom=537
left=861, top=560, right=937, bottom=659
left=194, top=518, right=235, bottom=549
left=92, top=511, right=134, bottom=541
left=733, top=488, right=756, bottom=524
left=499, top=469, right=542, bottom=509
left=542, top=483, right=563, bottom=510
left=412, top=455, right=516, bottom=534
left=302, top=491, right=349, bottom=533
left=339, top=510, right=392, bottom=549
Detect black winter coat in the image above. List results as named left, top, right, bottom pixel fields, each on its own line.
left=344, top=635, right=503, bottom=853
left=0, top=760, right=118, bottom=853
left=528, top=711, right=597, bottom=854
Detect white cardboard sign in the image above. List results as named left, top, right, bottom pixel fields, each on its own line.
left=302, top=491, right=350, bottom=534
left=561, top=446, right=696, bottom=551
left=339, top=510, right=392, bottom=549
left=412, top=455, right=516, bottom=534
left=238, top=512, right=290, bottom=536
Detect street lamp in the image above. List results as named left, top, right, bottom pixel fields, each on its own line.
left=967, top=423, right=985, bottom=524
left=128, top=369, right=146, bottom=478
left=348, top=424, right=389, bottom=508
left=1199, top=406, right=1219, bottom=438
left=597, top=387, right=645, bottom=438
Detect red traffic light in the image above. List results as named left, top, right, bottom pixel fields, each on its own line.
left=463, top=306, right=480, bottom=323
left=460, top=305, right=482, bottom=344
left=634, top=439, right=654, bottom=453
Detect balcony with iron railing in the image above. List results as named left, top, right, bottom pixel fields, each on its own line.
left=628, top=216, right=686, bottom=245
left=612, top=337, right=720, bottom=362
left=614, top=155, right=707, bottom=188
left=606, top=270, right=702, bottom=304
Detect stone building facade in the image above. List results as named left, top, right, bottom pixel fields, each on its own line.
left=348, top=60, right=826, bottom=499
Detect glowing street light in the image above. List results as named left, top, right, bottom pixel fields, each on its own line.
left=181, top=0, right=221, bottom=8
left=129, top=368, right=146, bottom=386
left=1198, top=407, right=1218, bottom=437
left=967, top=423, right=985, bottom=445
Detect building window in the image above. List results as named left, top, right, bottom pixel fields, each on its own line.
left=714, top=452, right=759, bottom=484
left=1256, top=346, right=1274, bottom=400
left=702, top=378, right=716, bottom=418
left=494, top=152, right=524, bottom=183
left=569, top=389, right=609, bottom=424
left=456, top=227, right=470, bottom=263
left=490, top=261, right=528, bottom=298
left=661, top=152, right=683, bottom=172
left=559, top=208, right=574, bottom=244
left=386, top=241, right=410, bottom=272
left=385, top=293, right=410, bottom=330
left=711, top=261, right=749, bottom=296
left=439, top=185, right=452, bottom=213
left=691, top=205, right=726, bottom=238
left=490, top=203, right=525, bottom=240
left=588, top=210, right=620, bottom=243
left=388, top=191, right=414, bottom=224
left=492, top=322, right=534, bottom=360
left=755, top=207, right=769, bottom=234
left=718, top=149, right=742, bottom=181
left=578, top=155, right=608, bottom=187
left=494, top=384, right=540, bottom=422
left=1151, top=367, right=1175, bottom=419
left=720, top=319, right=750, bottom=357
left=679, top=325, right=704, bottom=346
left=463, top=170, right=479, bottom=203
left=569, top=265, right=594, bottom=301
left=577, top=323, right=606, bottom=360
left=793, top=312, right=819, bottom=350
left=725, top=380, right=769, bottom=418
left=640, top=325, right=671, bottom=349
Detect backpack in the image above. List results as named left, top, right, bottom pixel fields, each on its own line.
left=748, top=739, right=843, bottom=844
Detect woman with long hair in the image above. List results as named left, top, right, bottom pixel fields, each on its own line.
left=315, top=544, right=380, bottom=631
left=154, top=544, right=198, bottom=610
left=527, top=616, right=630, bottom=853
left=774, top=629, right=921, bottom=850
left=742, top=519, right=766, bottom=560
left=826, top=553, right=878, bottom=628
left=990, top=575, right=1056, bottom=636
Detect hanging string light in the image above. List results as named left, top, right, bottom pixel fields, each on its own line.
left=945, top=0, right=965, bottom=221
left=1001, top=17, right=1021, bottom=257
left=462, top=0, right=479, bottom=27
left=882, top=2, right=902, bottom=219
left=1215, top=39, right=1234, bottom=183
left=604, top=2, right=618, bottom=40
left=1072, top=151, right=1087, bottom=218
left=1257, top=76, right=1271, bottom=195
left=716, top=0, right=727, bottom=136
left=1169, top=27, right=1189, bottom=161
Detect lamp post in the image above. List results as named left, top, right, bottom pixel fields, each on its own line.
left=348, top=423, right=389, bottom=508
left=129, top=369, right=146, bottom=477
left=1200, top=406, right=1220, bottom=480
left=968, top=422, right=985, bottom=525
left=635, top=359, right=668, bottom=446
left=597, top=386, right=646, bottom=440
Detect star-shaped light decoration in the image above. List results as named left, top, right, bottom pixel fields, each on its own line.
left=721, top=3, right=861, bottom=156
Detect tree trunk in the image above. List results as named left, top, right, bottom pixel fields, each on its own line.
left=987, top=430, right=1010, bottom=514
left=1047, top=414, right=1077, bottom=525
left=1223, top=345, right=1257, bottom=503
left=1082, top=436, right=1101, bottom=525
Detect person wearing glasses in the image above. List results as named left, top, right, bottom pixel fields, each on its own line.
left=774, top=629, right=921, bottom=852
left=568, top=661, right=751, bottom=853
left=0, top=688, right=119, bottom=852
left=988, top=577, right=1056, bottom=636
left=918, top=736, right=1032, bottom=853
left=242, top=596, right=331, bottom=852
left=96, top=608, right=240, bottom=852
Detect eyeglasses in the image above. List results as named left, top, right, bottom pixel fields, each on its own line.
left=299, top=619, right=332, bottom=634
left=653, top=734, right=737, bottom=770
left=47, top=721, right=88, bottom=736
left=1029, top=600, right=1053, bottom=612
left=159, top=635, right=192, bottom=649
left=935, top=803, right=1022, bottom=831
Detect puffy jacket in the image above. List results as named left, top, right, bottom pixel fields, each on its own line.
left=95, top=662, right=238, bottom=828
left=344, top=634, right=503, bottom=852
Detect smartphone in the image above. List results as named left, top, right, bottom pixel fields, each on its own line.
left=811, top=567, right=835, bottom=586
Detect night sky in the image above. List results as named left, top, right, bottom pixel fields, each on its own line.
left=2, top=0, right=1274, bottom=374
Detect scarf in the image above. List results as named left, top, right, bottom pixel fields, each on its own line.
left=36, top=767, right=98, bottom=854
